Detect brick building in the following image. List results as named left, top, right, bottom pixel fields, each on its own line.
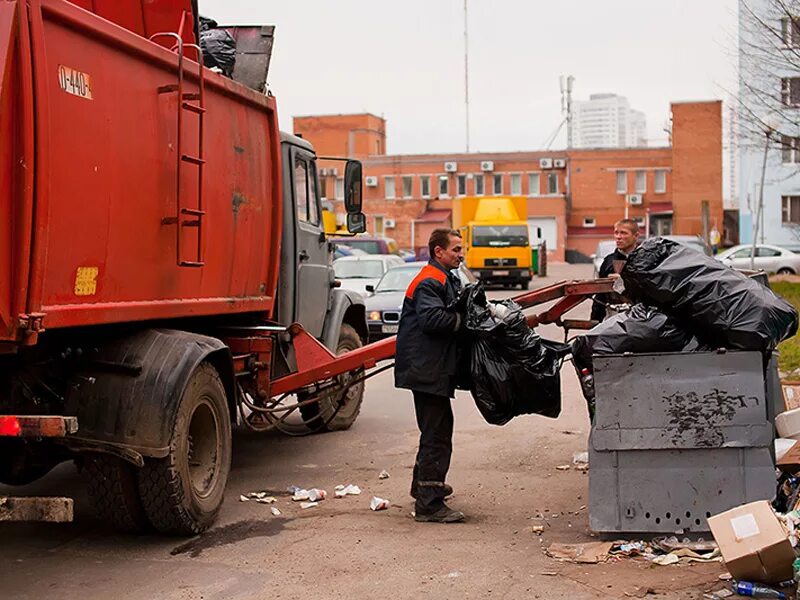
left=295, top=100, right=722, bottom=262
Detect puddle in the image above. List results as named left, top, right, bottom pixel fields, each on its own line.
left=170, top=518, right=290, bottom=557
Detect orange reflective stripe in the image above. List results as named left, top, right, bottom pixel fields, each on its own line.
left=405, top=265, right=446, bottom=299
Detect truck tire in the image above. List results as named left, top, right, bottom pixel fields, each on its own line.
left=137, top=362, right=232, bottom=535
left=84, top=455, right=151, bottom=533
left=299, top=324, right=365, bottom=432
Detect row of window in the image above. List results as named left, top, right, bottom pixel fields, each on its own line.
left=323, top=172, right=561, bottom=200
left=616, top=169, right=668, bottom=194
left=581, top=216, right=647, bottom=228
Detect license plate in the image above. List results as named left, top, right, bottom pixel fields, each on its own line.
left=382, top=324, right=399, bottom=334
left=57, top=65, right=93, bottom=100
left=492, top=270, right=509, bottom=276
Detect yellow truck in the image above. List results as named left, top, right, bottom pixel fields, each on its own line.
left=453, top=197, right=533, bottom=289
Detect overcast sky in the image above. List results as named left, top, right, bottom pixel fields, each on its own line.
left=200, top=0, right=739, bottom=155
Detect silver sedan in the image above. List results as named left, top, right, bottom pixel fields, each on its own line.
left=715, top=244, right=800, bottom=274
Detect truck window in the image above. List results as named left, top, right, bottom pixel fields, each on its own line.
left=472, top=225, right=529, bottom=247
left=307, top=162, right=320, bottom=225
left=294, top=157, right=320, bottom=225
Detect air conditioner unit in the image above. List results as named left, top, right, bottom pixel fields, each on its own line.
left=365, top=176, right=378, bottom=187
left=627, top=194, right=643, bottom=205
left=384, top=218, right=396, bottom=229
left=444, top=161, right=458, bottom=172
left=328, top=167, right=338, bottom=177
left=539, top=158, right=553, bottom=169
left=480, top=161, right=494, bottom=172
left=553, top=158, right=567, bottom=169
left=319, top=168, right=328, bottom=177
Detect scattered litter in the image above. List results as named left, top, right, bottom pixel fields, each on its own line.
left=255, top=497, right=277, bottom=504
left=531, top=525, right=545, bottom=534
left=246, top=491, right=268, bottom=499
left=299, top=501, right=318, bottom=509
left=378, top=470, right=390, bottom=480
left=446, top=571, right=460, bottom=578
left=334, top=484, right=362, bottom=498
left=718, top=573, right=732, bottom=581
left=625, top=587, right=656, bottom=598
left=555, top=465, right=571, bottom=471
left=545, top=541, right=613, bottom=564
left=239, top=495, right=249, bottom=502
left=572, top=451, right=589, bottom=464
left=540, top=571, right=558, bottom=576
left=291, top=488, right=326, bottom=502
left=287, top=485, right=302, bottom=494
left=270, top=506, right=281, bottom=516
left=703, top=590, right=733, bottom=599
left=610, top=541, right=648, bottom=557
left=370, top=496, right=390, bottom=511
left=652, top=536, right=718, bottom=554
left=651, top=553, right=680, bottom=566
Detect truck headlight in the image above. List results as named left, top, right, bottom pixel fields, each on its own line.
left=368, top=311, right=382, bottom=322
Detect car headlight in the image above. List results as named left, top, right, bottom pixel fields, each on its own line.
left=368, top=311, right=382, bottom=322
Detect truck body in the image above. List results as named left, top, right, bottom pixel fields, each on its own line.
left=452, top=197, right=533, bottom=289
left=0, top=0, right=384, bottom=534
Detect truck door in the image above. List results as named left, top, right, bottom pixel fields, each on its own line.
left=291, top=149, right=330, bottom=337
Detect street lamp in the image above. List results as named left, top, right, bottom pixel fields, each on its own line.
left=751, top=125, right=773, bottom=271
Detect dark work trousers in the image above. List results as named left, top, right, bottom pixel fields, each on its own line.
left=411, top=390, right=454, bottom=514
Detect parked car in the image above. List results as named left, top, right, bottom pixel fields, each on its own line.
left=716, top=244, right=800, bottom=274
left=333, top=255, right=405, bottom=296
left=364, top=262, right=427, bottom=340
left=591, top=235, right=710, bottom=277
left=329, top=235, right=399, bottom=255
left=333, top=244, right=367, bottom=260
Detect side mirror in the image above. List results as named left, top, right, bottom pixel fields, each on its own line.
left=344, top=160, right=363, bottom=214
left=347, top=213, right=366, bottom=234
left=365, top=284, right=375, bottom=293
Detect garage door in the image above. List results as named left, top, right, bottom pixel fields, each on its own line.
left=527, top=218, right=558, bottom=249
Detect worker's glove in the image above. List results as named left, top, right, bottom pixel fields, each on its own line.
left=612, top=277, right=626, bottom=294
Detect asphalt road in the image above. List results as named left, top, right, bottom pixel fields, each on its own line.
left=0, top=263, right=724, bottom=599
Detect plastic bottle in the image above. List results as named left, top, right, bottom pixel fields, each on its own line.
left=732, top=581, right=786, bottom=599
left=794, top=557, right=800, bottom=584
left=579, top=368, right=595, bottom=399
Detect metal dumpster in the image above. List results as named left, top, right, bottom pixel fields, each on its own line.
left=589, top=350, right=779, bottom=535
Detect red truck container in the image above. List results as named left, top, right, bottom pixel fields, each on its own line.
left=0, top=0, right=398, bottom=534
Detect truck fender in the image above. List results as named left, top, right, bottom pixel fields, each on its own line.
left=64, top=329, right=235, bottom=459
left=321, top=289, right=367, bottom=351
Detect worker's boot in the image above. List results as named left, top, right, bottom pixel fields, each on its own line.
left=414, top=503, right=466, bottom=523
left=411, top=483, right=453, bottom=499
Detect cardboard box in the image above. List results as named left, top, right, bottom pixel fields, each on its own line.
left=707, top=500, right=795, bottom=583
left=777, top=440, right=800, bottom=473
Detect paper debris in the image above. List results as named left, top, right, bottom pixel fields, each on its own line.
left=334, top=484, right=362, bottom=498
left=299, top=501, right=318, bottom=509
left=378, top=470, right=390, bottom=480
left=545, top=542, right=613, bottom=564
left=270, top=506, right=281, bottom=516
left=239, top=495, right=250, bottom=502
left=370, top=496, right=390, bottom=511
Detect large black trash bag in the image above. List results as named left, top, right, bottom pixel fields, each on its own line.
left=199, top=16, right=236, bottom=77
left=464, top=285, right=562, bottom=425
left=622, top=237, right=798, bottom=353
left=572, top=303, right=702, bottom=374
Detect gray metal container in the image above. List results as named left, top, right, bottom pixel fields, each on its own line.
left=589, top=351, right=777, bottom=534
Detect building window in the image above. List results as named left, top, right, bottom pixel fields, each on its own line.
left=385, top=176, right=396, bottom=199
left=583, top=217, right=596, bottom=228
left=439, top=175, right=449, bottom=197
left=783, top=16, right=800, bottom=47
left=420, top=176, right=431, bottom=198
left=782, top=135, right=800, bottom=163
left=635, top=170, right=646, bottom=193
left=782, top=195, right=800, bottom=224
left=374, top=215, right=385, bottom=236
left=493, top=174, right=503, bottom=195
left=634, top=216, right=645, bottom=228
left=475, top=174, right=484, bottom=196
left=782, top=77, right=800, bottom=107
left=335, top=177, right=344, bottom=200
left=510, top=173, right=522, bottom=195
left=319, top=176, right=328, bottom=200
left=402, top=176, right=413, bottom=198
left=547, top=172, right=559, bottom=194
left=528, top=173, right=540, bottom=196
left=616, top=171, right=627, bottom=194
left=457, top=174, right=467, bottom=196
left=654, top=170, right=666, bottom=193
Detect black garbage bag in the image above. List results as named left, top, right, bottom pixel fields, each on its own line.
left=199, top=16, right=236, bottom=77
left=464, top=285, right=562, bottom=425
left=572, top=303, right=702, bottom=374
left=622, top=238, right=798, bottom=353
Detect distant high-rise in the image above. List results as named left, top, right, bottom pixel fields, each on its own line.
left=572, top=93, right=648, bottom=148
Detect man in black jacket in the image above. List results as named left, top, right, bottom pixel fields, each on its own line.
left=590, top=218, right=639, bottom=321
left=395, top=228, right=465, bottom=523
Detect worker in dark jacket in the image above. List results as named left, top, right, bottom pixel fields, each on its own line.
left=395, top=228, right=465, bottom=523
left=591, top=218, right=639, bottom=321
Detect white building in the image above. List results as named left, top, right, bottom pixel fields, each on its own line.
left=572, top=93, right=648, bottom=148
left=738, top=0, right=800, bottom=246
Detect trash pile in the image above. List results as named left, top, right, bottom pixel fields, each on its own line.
left=545, top=536, right=721, bottom=566
left=573, top=238, right=798, bottom=406
left=454, top=284, right=566, bottom=425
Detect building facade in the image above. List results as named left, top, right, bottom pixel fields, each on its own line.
left=738, top=0, right=800, bottom=247
left=572, top=93, right=648, bottom=149
left=295, top=101, right=722, bottom=262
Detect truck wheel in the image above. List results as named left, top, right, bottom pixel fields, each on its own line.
left=299, top=324, right=365, bottom=432
left=521, top=280, right=530, bottom=290
left=84, top=455, right=151, bottom=533
left=138, top=362, right=232, bottom=535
